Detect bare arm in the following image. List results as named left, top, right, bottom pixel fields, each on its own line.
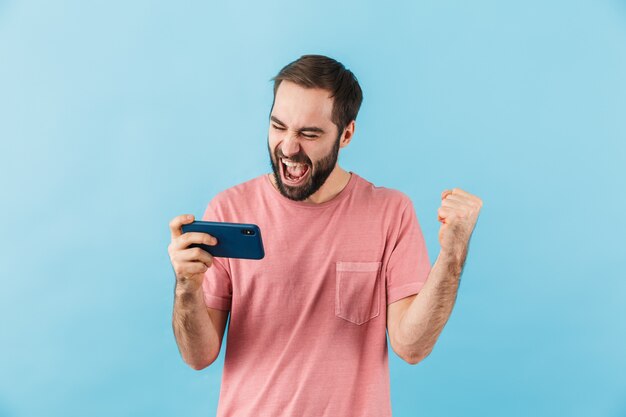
left=168, top=214, right=229, bottom=370
left=172, top=281, right=228, bottom=370
left=390, top=187, right=482, bottom=364
left=391, top=251, right=462, bottom=364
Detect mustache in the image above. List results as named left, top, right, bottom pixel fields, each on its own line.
left=275, top=150, right=310, bottom=165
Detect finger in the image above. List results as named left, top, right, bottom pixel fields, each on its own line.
left=437, top=206, right=458, bottom=223
left=442, top=193, right=468, bottom=203
left=444, top=195, right=478, bottom=210
left=444, top=191, right=482, bottom=207
left=173, top=232, right=218, bottom=251
left=451, top=187, right=479, bottom=201
left=170, top=214, right=195, bottom=240
left=177, top=260, right=210, bottom=276
left=442, top=201, right=471, bottom=219
left=451, top=187, right=471, bottom=197
left=441, top=199, right=466, bottom=209
left=177, top=247, right=215, bottom=267
left=442, top=206, right=468, bottom=218
left=441, top=189, right=453, bottom=200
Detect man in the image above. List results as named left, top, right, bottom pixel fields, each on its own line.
left=169, top=54, right=483, bottom=416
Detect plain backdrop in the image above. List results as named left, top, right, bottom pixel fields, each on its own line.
left=1, top=1, right=625, bottom=416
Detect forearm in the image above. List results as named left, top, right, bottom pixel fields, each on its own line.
left=172, top=283, right=221, bottom=370
left=395, top=250, right=464, bottom=362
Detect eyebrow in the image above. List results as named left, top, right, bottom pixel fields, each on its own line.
left=270, top=116, right=326, bottom=134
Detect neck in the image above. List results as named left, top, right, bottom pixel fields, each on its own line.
left=269, top=165, right=352, bottom=204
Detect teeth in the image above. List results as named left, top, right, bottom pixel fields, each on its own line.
left=282, top=158, right=306, bottom=167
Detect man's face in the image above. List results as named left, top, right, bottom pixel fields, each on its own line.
left=268, top=81, right=343, bottom=201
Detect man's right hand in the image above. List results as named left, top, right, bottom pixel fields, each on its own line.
left=168, top=214, right=218, bottom=292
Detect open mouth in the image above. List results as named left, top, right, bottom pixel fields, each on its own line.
left=280, top=158, right=310, bottom=186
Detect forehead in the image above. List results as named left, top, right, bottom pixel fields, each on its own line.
left=272, top=81, right=334, bottom=128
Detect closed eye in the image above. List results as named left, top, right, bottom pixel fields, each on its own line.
left=272, top=124, right=318, bottom=139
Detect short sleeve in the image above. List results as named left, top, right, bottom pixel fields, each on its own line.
left=200, top=200, right=233, bottom=311
left=385, top=199, right=431, bottom=305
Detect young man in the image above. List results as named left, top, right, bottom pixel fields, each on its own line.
left=169, top=54, right=483, bottom=416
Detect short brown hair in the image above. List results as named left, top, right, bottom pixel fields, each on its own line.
left=270, top=54, right=363, bottom=134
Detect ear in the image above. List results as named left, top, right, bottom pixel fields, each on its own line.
left=339, top=120, right=355, bottom=148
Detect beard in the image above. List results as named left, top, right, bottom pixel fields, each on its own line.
left=268, top=133, right=341, bottom=202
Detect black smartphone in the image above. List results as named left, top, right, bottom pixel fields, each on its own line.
left=181, top=220, right=265, bottom=260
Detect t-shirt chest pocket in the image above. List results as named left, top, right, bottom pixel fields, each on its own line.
left=335, top=261, right=382, bottom=325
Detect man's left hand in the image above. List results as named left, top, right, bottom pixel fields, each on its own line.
left=437, top=188, right=483, bottom=260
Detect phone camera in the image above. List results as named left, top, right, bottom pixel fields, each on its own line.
left=242, top=229, right=255, bottom=235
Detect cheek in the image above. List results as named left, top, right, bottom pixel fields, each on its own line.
left=304, top=143, right=327, bottom=161
left=268, top=133, right=280, bottom=152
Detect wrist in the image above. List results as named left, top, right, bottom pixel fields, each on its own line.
left=438, top=249, right=465, bottom=275
left=175, top=279, right=203, bottom=297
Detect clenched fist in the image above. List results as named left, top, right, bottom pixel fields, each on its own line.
left=437, top=188, right=483, bottom=261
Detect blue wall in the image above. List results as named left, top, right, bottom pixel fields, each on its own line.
left=1, top=1, right=625, bottom=416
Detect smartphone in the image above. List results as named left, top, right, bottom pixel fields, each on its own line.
left=181, top=220, right=265, bottom=260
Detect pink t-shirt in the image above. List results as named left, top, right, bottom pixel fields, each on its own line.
left=201, top=172, right=431, bottom=417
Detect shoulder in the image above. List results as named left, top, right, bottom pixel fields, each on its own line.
left=353, top=173, right=413, bottom=209
left=203, top=175, right=267, bottom=221
left=210, top=174, right=267, bottom=206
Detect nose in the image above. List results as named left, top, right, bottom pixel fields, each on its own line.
left=280, top=132, right=300, bottom=158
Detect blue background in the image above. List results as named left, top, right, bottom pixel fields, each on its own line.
left=1, top=1, right=625, bottom=416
